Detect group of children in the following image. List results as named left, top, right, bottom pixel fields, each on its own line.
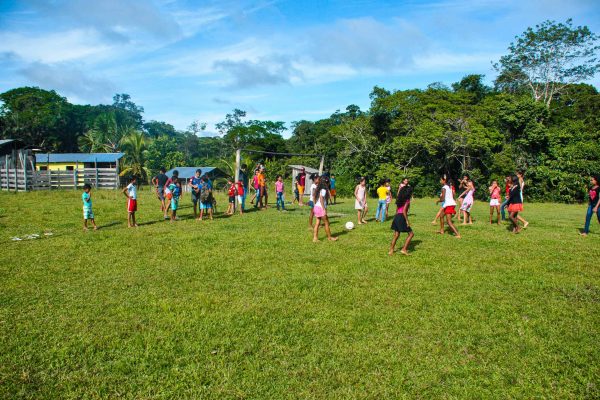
left=81, top=168, right=600, bottom=248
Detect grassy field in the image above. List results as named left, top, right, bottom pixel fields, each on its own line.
left=0, top=188, right=599, bottom=399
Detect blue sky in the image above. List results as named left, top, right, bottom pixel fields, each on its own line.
left=1, top=0, right=599, bottom=136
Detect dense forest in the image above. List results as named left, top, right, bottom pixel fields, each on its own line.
left=1, top=20, right=599, bottom=202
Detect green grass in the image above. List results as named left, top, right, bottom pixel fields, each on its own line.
left=0, top=189, right=599, bottom=399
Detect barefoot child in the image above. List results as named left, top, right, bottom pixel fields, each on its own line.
left=507, top=175, right=523, bottom=234
left=516, top=171, right=529, bottom=229
left=169, top=178, right=181, bottom=222
left=275, top=175, right=286, bottom=211
left=308, top=174, right=319, bottom=226
left=226, top=178, right=236, bottom=215
left=385, top=179, right=392, bottom=217
left=354, top=177, right=368, bottom=224
left=312, top=176, right=338, bottom=242
left=122, top=176, right=138, bottom=227
left=489, top=180, right=501, bottom=224
left=329, top=174, right=337, bottom=205
left=436, top=175, right=461, bottom=238
left=580, top=175, right=600, bottom=236
left=236, top=180, right=245, bottom=215
left=389, top=185, right=414, bottom=256
left=375, top=179, right=388, bottom=223
left=459, top=175, right=475, bottom=224
left=82, top=183, right=97, bottom=231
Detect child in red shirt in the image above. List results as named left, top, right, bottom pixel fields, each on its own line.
left=226, top=178, right=236, bottom=215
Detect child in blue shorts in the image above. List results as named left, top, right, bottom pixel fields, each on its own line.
left=169, top=179, right=182, bottom=222
left=82, top=183, right=98, bottom=231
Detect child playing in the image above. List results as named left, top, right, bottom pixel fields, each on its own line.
left=385, top=179, right=392, bottom=216
left=354, top=177, right=368, bottom=224
left=168, top=178, right=181, bottom=222
left=516, top=171, right=529, bottom=229
left=375, top=179, right=389, bottom=223
left=293, top=176, right=300, bottom=205
left=275, top=175, right=286, bottom=211
left=506, top=175, right=523, bottom=234
left=489, top=180, right=501, bottom=224
left=581, top=175, right=600, bottom=236
left=436, top=175, right=461, bottom=238
left=308, top=174, right=319, bottom=227
left=82, top=183, right=98, bottom=231
left=389, top=185, right=414, bottom=256
left=458, top=175, right=475, bottom=225
left=329, top=174, right=337, bottom=205
left=236, top=180, right=245, bottom=215
left=122, top=176, right=138, bottom=228
left=226, top=178, right=236, bottom=215
left=312, top=176, right=338, bottom=242
left=199, top=176, right=214, bottom=221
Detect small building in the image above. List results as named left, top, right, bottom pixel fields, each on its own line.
left=165, top=167, right=228, bottom=191
left=35, top=153, right=124, bottom=172
left=289, top=165, right=319, bottom=196
left=1, top=139, right=35, bottom=191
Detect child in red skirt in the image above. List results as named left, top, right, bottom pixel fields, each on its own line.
left=436, top=175, right=461, bottom=238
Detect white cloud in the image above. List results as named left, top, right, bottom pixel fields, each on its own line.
left=19, top=62, right=115, bottom=103
left=0, top=29, right=112, bottom=63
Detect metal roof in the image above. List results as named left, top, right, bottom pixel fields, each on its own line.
left=165, top=167, right=224, bottom=179
left=35, top=153, right=124, bottom=163
left=289, top=164, right=319, bottom=173
left=0, top=139, right=16, bottom=146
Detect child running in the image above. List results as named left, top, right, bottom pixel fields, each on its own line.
left=389, top=185, right=414, bottom=256
left=226, top=178, right=236, bottom=215
left=489, top=180, right=501, bottom=224
left=312, top=176, right=338, bottom=242
left=122, top=176, right=138, bottom=228
left=436, top=175, right=461, bottom=238
left=82, top=183, right=98, bottom=231
left=275, top=175, right=286, bottom=211
left=580, top=175, right=600, bottom=236
left=506, top=175, right=523, bottom=234
left=354, top=177, right=368, bottom=224
left=375, top=179, right=389, bottom=223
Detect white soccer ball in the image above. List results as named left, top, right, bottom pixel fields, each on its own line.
left=345, top=221, right=355, bottom=230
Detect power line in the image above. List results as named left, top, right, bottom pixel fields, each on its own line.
left=240, top=148, right=323, bottom=158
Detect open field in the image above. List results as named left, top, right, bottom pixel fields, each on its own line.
left=0, top=189, right=599, bottom=399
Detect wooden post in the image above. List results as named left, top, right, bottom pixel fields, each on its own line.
left=74, top=161, right=79, bottom=189
left=57, top=168, right=61, bottom=189
left=5, top=156, right=9, bottom=190
left=47, top=154, right=51, bottom=190
left=115, top=158, right=119, bottom=189
left=318, top=155, right=325, bottom=175
left=22, top=152, right=27, bottom=191
left=95, top=158, right=98, bottom=188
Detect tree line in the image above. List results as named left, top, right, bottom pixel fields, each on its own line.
left=0, top=19, right=598, bottom=202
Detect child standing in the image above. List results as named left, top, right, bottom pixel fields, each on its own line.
left=489, top=180, right=501, bottom=224
left=375, top=179, right=388, bottom=223
left=581, top=175, right=600, bottom=236
left=82, top=183, right=98, bottom=231
left=312, top=176, right=338, bottom=242
left=385, top=179, right=392, bottom=217
left=168, top=178, right=181, bottom=222
left=293, top=176, right=300, bottom=205
left=275, top=175, right=286, bottom=211
left=226, top=178, right=236, bottom=215
left=389, top=185, right=414, bottom=256
left=516, top=171, right=529, bottom=229
left=354, top=177, right=368, bottom=224
left=236, top=180, right=245, bottom=215
left=459, top=176, right=475, bottom=225
left=329, top=174, right=337, bottom=205
left=122, top=176, right=138, bottom=228
left=308, top=174, right=319, bottom=226
left=436, top=175, right=461, bottom=238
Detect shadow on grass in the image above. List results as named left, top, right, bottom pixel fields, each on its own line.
left=99, top=221, right=122, bottom=229
left=407, top=239, right=422, bottom=252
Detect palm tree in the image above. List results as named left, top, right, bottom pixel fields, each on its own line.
left=78, top=112, right=125, bottom=153
left=119, top=128, right=151, bottom=182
